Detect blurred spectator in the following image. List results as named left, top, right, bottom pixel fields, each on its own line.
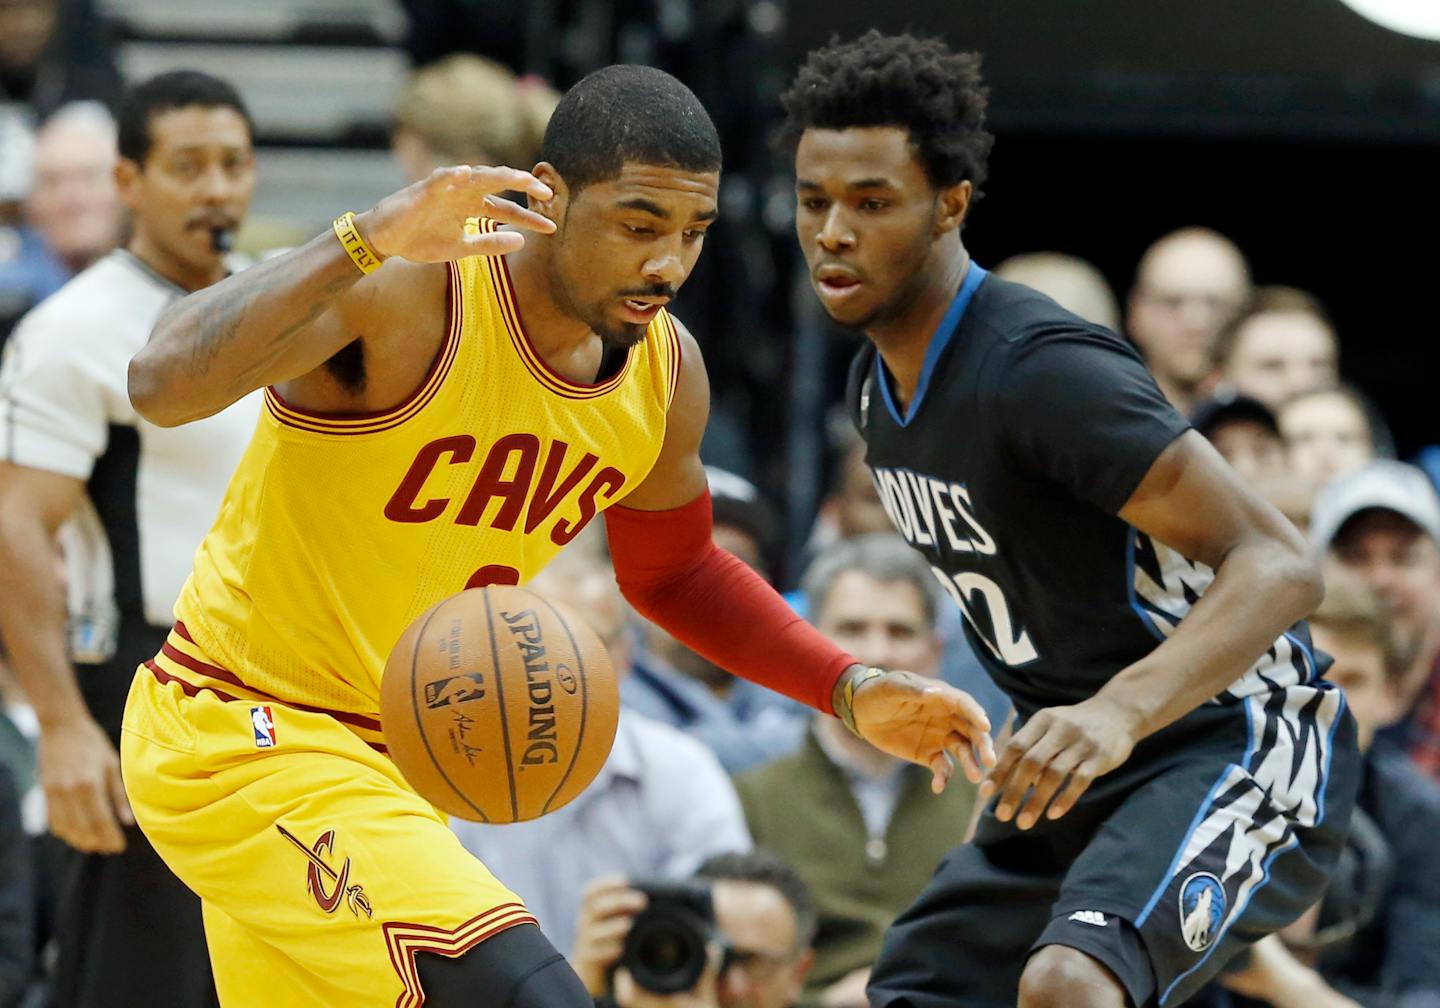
left=0, top=0, right=120, bottom=121
left=1214, top=286, right=1339, bottom=409
left=1191, top=391, right=1289, bottom=485
left=1304, top=567, right=1440, bottom=1005
left=735, top=535, right=978, bottom=1008
left=25, top=102, right=121, bottom=272
left=805, top=425, right=893, bottom=560
left=993, top=251, right=1120, bottom=330
left=0, top=101, right=122, bottom=344
left=627, top=468, right=808, bottom=774
left=1312, top=461, right=1440, bottom=785
left=0, top=69, right=262, bottom=1008
left=452, top=548, right=751, bottom=957
left=1126, top=226, right=1251, bottom=415
left=1278, top=385, right=1385, bottom=489
left=1187, top=389, right=1316, bottom=529
left=573, top=850, right=816, bottom=1008
left=392, top=54, right=560, bottom=183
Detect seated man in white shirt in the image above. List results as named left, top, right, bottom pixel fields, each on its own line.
left=451, top=544, right=753, bottom=957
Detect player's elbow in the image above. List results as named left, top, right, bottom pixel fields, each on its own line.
left=1269, top=540, right=1324, bottom=620
left=1291, top=551, right=1326, bottom=617
left=127, top=350, right=180, bottom=426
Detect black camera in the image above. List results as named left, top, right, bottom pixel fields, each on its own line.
left=619, top=879, right=718, bottom=994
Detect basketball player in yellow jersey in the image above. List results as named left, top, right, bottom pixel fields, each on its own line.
left=122, top=66, right=995, bottom=1007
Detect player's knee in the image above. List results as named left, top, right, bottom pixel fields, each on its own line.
left=1017, top=945, right=1128, bottom=1008
left=417, top=923, right=593, bottom=1008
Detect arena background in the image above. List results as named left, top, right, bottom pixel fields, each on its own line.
left=55, top=0, right=1440, bottom=564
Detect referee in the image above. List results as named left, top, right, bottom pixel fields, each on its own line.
left=0, top=71, right=258, bottom=1007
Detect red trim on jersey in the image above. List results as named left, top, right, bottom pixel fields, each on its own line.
left=383, top=904, right=537, bottom=1007
left=605, top=490, right=855, bottom=714
left=143, top=661, right=390, bottom=755
left=487, top=250, right=636, bottom=399
left=264, top=263, right=463, bottom=434
left=155, top=627, right=384, bottom=733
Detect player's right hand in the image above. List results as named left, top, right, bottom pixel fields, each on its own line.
left=39, top=715, right=133, bottom=854
left=571, top=874, right=648, bottom=995
left=355, top=165, right=557, bottom=264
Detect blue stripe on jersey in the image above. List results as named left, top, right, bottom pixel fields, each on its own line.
left=877, top=263, right=988, bottom=428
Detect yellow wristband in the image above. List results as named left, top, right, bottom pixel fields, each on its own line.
left=332, top=211, right=383, bottom=275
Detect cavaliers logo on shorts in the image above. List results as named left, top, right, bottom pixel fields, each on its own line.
left=1179, top=872, right=1226, bottom=952
left=277, top=824, right=373, bottom=919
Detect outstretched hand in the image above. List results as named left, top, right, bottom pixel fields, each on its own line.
left=849, top=670, right=995, bottom=793
left=355, top=165, right=557, bottom=264
left=980, top=696, right=1140, bottom=829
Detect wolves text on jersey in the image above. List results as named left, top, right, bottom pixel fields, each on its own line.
left=384, top=433, right=626, bottom=545
left=871, top=464, right=1038, bottom=667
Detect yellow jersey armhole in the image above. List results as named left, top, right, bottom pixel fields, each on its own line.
left=662, top=311, right=682, bottom=411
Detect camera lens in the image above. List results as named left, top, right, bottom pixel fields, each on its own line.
left=623, top=909, right=710, bottom=994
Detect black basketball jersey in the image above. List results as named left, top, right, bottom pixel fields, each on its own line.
left=847, top=264, right=1324, bottom=717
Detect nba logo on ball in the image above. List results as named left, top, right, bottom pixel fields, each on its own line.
left=251, top=706, right=277, bottom=748
left=1178, top=871, right=1226, bottom=952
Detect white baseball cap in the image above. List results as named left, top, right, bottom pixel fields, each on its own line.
left=1310, top=459, right=1440, bottom=550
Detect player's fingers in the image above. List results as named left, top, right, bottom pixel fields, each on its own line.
left=944, top=732, right=983, bottom=785
left=480, top=194, right=556, bottom=234
left=108, top=764, right=135, bottom=827
left=975, top=727, right=997, bottom=772
left=463, top=165, right=554, bottom=203
left=928, top=749, right=954, bottom=794
left=1015, top=748, right=1081, bottom=830
left=1044, top=760, right=1100, bottom=822
left=993, top=734, right=1064, bottom=823
left=459, top=230, right=527, bottom=257
left=979, top=713, right=1047, bottom=800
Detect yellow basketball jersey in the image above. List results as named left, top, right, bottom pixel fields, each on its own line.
left=168, top=219, right=679, bottom=741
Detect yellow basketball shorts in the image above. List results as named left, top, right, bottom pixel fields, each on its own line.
left=121, top=660, right=533, bottom=1007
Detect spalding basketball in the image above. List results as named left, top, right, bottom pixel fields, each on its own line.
left=380, top=586, right=619, bottom=823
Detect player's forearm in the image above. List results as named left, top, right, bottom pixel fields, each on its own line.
left=0, top=513, right=93, bottom=728
left=1096, top=537, right=1323, bottom=741
left=128, top=228, right=364, bottom=427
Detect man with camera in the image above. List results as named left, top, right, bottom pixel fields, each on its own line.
left=573, top=851, right=816, bottom=1008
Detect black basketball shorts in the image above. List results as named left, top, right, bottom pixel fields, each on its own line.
left=869, top=683, right=1359, bottom=1007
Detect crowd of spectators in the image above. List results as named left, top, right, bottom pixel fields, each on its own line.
left=0, top=13, right=1436, bottom=1008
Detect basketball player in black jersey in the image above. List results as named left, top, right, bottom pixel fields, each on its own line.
left=780, top=32, right=1359, bottom=1008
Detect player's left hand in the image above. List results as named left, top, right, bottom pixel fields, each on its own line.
left=981, top=695, right=1141, bottom=829
left=849, top=670, right=995, bottom=793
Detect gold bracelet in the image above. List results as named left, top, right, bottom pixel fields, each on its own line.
left=836, top=665, right=887, bottom=737
left=332, top=211, right=383, bottom=275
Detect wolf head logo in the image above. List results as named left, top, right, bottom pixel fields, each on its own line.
left=1179, top=872, right=1226, bottom=952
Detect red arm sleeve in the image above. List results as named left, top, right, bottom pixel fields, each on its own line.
left=604, top=491, right=855, bottom=715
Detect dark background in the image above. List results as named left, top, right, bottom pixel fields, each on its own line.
left=785, top=0, right=1439, bottom=457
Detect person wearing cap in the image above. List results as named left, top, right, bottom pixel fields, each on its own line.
left=1298, top=567, right=1440, bottom=1004
left=1312, top=460, right=1440, bottom=785
left=627, top=468, right=810, bottom=773
left=1190, top=391, right=1288, bottom=486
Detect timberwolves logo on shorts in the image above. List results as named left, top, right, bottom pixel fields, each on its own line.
left=1179, top=871, right=1226, bottom=952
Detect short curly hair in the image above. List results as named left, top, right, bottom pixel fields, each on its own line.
left=778, top=31, right=993, bottom=195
